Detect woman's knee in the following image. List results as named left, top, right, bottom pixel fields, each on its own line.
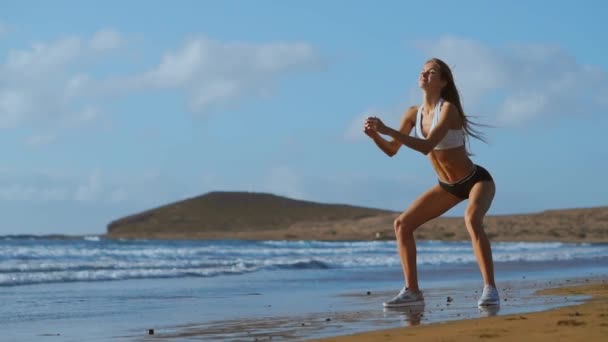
left=464, top=211, right=482, bottom=227
left=394, top=216, right=415, bottom=239
left=464, top=210, right=485, bottom=238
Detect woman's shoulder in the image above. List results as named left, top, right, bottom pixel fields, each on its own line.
left=404, top=105, right=419, bottom=119
left=440, top=99, right=455, bottom=108
left=404, top=105, right=421, bottom=115
left=397, top=105, right=418, bottom=127
left=440, top=100, right=459, bottom=116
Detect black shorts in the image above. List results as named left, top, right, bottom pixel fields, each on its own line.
left=438, top=165, right=493, bottom=199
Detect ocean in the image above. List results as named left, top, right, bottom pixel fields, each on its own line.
left=1, top=237, right=607, bottom=341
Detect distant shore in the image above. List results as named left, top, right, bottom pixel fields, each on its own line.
left=105, top=192, right=608, bottom=243
left=106, top=206, right=608, bottom=243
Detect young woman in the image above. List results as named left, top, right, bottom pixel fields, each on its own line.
left=364, top=58, right=499, bottom=308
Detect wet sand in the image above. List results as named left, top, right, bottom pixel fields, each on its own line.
left=316, top=281, right=608, bottom=342
left=137, top=277, right=606, bottom=341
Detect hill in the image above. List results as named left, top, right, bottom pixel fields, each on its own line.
left=106, top=191, right=394, bottom=239
left=106, top=192, right=608, bottom=242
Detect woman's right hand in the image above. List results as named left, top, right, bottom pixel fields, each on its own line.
left=364, top=117, right=379, bottom=138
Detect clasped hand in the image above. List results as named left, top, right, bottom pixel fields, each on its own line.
left=364, top=116, right=389, bottom=135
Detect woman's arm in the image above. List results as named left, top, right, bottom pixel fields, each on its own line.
left=368, top=102, right=459, bottom=155
left=366, top=130, right=399, bottom=157
left=364, top=106, right=417, bottom=157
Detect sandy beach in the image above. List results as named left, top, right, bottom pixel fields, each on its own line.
left=315, top=281, right=608, bottom=342
left=132, top=274, right=607, bottom=341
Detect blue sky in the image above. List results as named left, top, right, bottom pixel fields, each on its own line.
left=1, top=1, right=607, bottom=235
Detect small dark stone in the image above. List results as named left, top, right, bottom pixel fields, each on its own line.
left=325, top=318, right=331, bottom=322
left=366, top=291, right=371, bottom=295
left=148, top=329, right=154, bottom=335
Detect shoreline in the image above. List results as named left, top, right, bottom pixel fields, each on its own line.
left=7, top=233, right=608, bottom=244
left=314, top=280, right=608, bottom=342
left=3, top=241, right=606, bottom=341
left=134, top=275, right=607, bottom=341
left=100, top=234, right=608, bottom=244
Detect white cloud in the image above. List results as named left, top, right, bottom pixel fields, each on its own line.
left=0, top=30, right=118, bottom=131
left=188, top=79, right=241, bottom=112
left=0, top=89, right=34, bottom=128
left=64, top=73, right=91, bottom=100
left=74, top=106, right=101, bottom=123
left=0, top=32, right=322, bottom=141
left=90, top=29, right=123, bottom=51
left=5, top=36, right=82, bottom=77
left=415, top=36, right=608, bottom=125
left=123, top=37, right=323, bottom=113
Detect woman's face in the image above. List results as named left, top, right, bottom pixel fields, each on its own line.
left=418, top=62, right=446, bottom=91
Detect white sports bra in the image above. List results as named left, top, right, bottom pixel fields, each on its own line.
left=414, top=98, right=465, bottom=150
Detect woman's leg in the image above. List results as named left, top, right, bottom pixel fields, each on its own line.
left=394, top=184, right=462, bottom=291
left=465, top=181, right=496, bottom=287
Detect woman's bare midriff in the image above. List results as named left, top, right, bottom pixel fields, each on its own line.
left=428, top=146, right=475, bottom=183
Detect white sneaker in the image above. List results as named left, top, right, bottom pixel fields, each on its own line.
left=479, top=305, right=500, bottom=317
left=478, top=285, right=500, bottom=306
left=383, top=287, right=424, bottom=308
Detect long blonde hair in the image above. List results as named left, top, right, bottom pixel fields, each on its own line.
left=427, top=58, right=488, bottom=147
